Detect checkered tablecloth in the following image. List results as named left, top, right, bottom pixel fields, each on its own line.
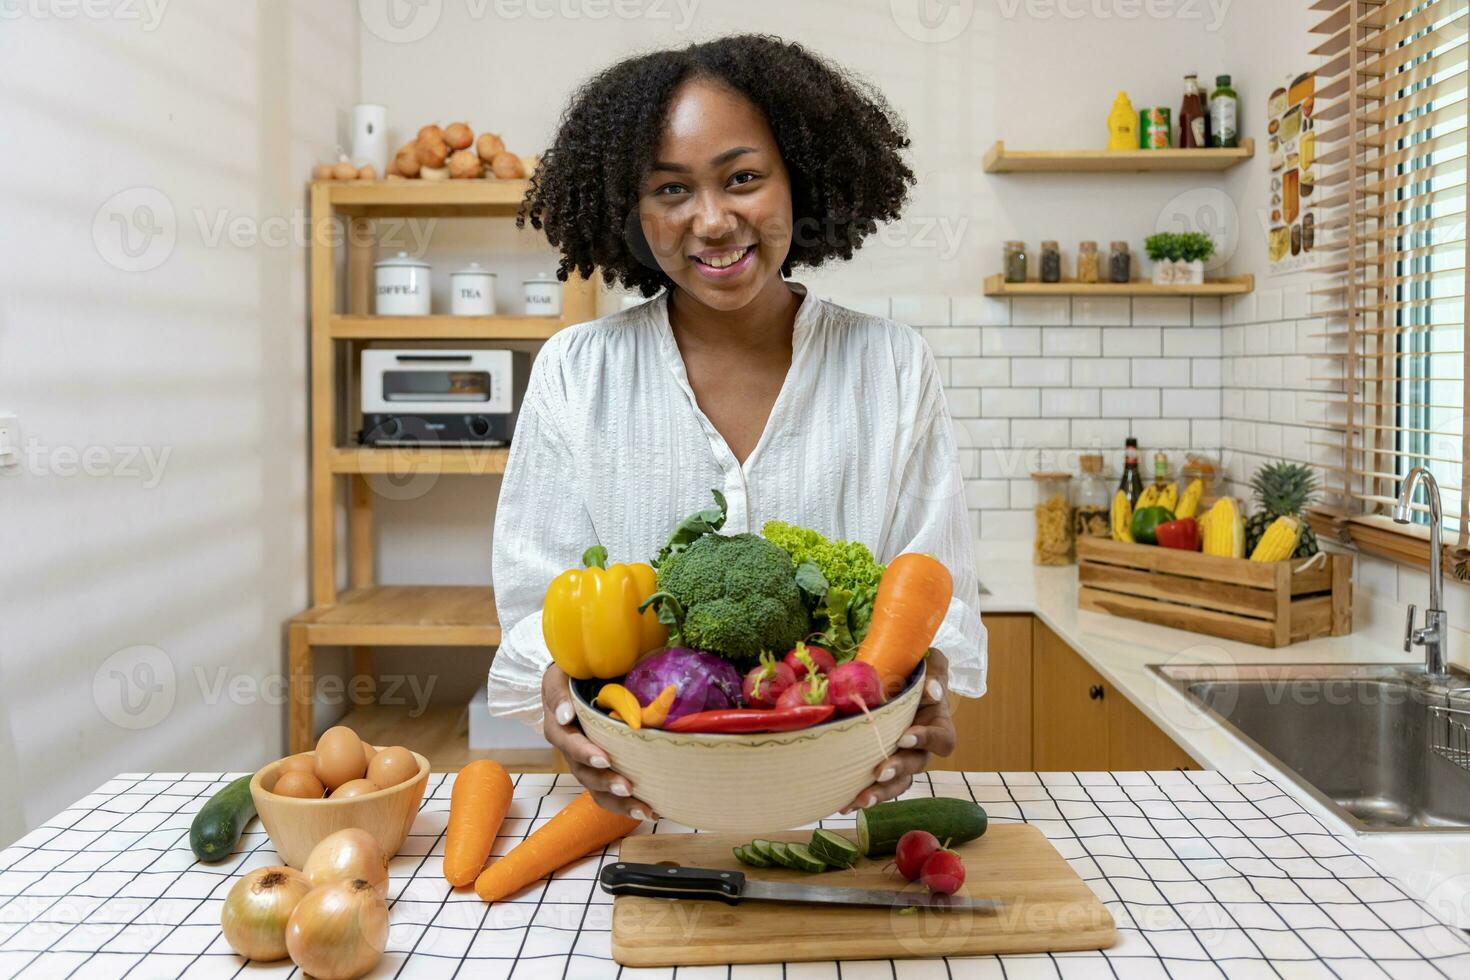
left=1, top=770, right=1467, bottom=978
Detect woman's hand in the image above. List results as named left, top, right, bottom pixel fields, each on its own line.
left=541, top=663, right=658, bottom=822
left=842, top=649, right=957, bottom=813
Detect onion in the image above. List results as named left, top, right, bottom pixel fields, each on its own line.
left=303, top=828, right=389, bottom=897
left=285, top=879, right=387, bottom=980
left=220, top=866, right=312, bottom=961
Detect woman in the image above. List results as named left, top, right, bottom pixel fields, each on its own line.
left=489, top=34, right=985, bottom=821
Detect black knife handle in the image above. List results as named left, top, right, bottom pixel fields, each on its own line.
left=600, top=863, right=745, bottom=904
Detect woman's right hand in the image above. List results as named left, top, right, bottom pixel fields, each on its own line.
left=541, top=663, right=658, bottom=822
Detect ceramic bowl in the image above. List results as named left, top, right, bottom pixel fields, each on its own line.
left=571, top=665, right=925, bottom=832
left=249, top=748, right=430, bottom=868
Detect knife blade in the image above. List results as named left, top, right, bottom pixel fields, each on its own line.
left=599, top=862, right=1003, bottom=912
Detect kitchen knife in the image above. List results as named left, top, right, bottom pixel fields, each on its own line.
left=600, top=862, right=1003, bottom=912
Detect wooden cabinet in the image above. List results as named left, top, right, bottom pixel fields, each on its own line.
left=1032, top=621, right=1111, bottom=770
left=1109, top=694, right=1199, bottom=771
left=944, top=614, right=1033, bottom=771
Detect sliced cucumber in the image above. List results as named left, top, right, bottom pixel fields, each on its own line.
left=809, top=829, right=859, bottom=868
left=733, top=844, right=772, bottom=868
left=767, top=842, right=802, bottom=870
left=784, top=843, right=828, bottom=873
left=749, top=839, right=778, bottom=864
left=856, top=798, right=988, bottom=857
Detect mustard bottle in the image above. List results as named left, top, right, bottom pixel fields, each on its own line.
left=1107, top=92, right=1137, bottom=151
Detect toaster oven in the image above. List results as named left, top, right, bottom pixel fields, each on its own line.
left=359, top=349, right=530, bottom=446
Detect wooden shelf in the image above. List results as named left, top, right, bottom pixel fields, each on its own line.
left=329, top=446, right=509, bottom=476
left=984, top=274, right=1254, bottom=297
left=292, top=585, right=499, bottom=646
left=983, top=139, right=1254, bottom=173
left=321, top=179, right=531, bottom=217
left=334, top=703, right=560, bottom=772
left=330, top=314, right=564, bottom=341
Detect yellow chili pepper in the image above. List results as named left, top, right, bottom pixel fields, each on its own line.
left=640, top=684, right=679, bottom=729
left=543, top=547, right=665, bottom=679
left=596, top=684, right=644, bottom=730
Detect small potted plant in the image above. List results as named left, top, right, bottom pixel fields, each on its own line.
left=1145, top=233, right=1182, bottom=284
left=1177, top=232, right=1215, bottom=285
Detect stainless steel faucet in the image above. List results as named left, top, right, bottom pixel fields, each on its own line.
left=1394, top=466, right=1448, bottom=677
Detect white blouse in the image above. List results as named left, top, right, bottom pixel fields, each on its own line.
left=487, top=286, right=987, bottom=726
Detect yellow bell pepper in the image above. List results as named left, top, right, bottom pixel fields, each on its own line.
left=542, top=546, right=665, bottom=679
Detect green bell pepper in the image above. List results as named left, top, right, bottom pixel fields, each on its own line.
left=1129, top=506, right=1177, bottom=545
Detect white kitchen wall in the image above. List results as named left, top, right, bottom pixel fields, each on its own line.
left=0, top=1, right=358, bottom=844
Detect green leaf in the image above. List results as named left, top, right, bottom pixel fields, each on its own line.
left=640, top=592, right=686, bottom=647
left=848, top=586, right=877, bottom=646
left=794, top=561, right=830, bottom=606
left=581, top=545, right=608, bottom=569
left=819, top=587, right=857, bottom=657
left=653, top=489, right=728, bottom=567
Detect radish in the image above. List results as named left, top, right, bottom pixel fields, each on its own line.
left=784, top=643, right=836, bottom=680
left=775, top=674, right=828, bottom=710
left=742, top=657, right=796, bottom=709
left=826, top=661, right=883, bottom=715
left=894, top=830, right=940, bottom=882
left=920, top=849, right=966, bottom=895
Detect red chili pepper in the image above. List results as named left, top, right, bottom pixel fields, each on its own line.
left=665, top=704, right=836, bottom=734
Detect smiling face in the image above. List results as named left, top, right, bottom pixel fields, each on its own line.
left=637, top=77, right=794, bottom=312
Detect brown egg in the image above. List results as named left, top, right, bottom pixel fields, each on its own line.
left=417, top=123, right=444, bottom=144
left=444, top=122, right=474, bottom=150
left=476, top=132, right=505, bottom=161
left=448, top=149, right=483, bottom=179
left=331, top=160, right=358, bottom=181
left=489, top=151, right=522, bottom=180
left=358, top=164, right=377, bottom=181
left=331, top=778, right=379, bottom=799
left=279, top=753, right=317, bottom=775
left=274, top=770, right=325, bottom=799
left=395, top=146, right=421, bottom=178
left=314, top=726, right=367, bottom=790
left=362, top=741, right=378, bottom=769
left=313, top=163, right=334, bottom=181
left=366, top=746, right=418, bottom=789
left=416, top=136, right=450, bottom=169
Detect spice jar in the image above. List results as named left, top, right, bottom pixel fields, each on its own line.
left=1108, top=241, right=1132, bottom=283
left=1182, top=453, right=1221, bottom=504
left=1073, top=454, right=1111, bottom=540
left=1076, top=241, right=1100, bottom=283
left=1032, top=472, right=1074, bottom=566
left=1003, top=241, right=1028, bottom=283
left=1040, top=241, right=1061, bottom=283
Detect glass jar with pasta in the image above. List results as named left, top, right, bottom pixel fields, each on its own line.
left=1031, top=472, right=1075, bottom=566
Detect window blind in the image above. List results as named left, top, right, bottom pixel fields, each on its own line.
left=1309, top=0, right=1469, bottom=569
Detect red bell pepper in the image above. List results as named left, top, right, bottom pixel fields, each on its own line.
left=664, top=704, right=836, bottom=734
left=1154, top=517, right=1199, bottom=551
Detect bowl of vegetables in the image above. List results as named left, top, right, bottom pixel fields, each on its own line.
left=552, top=495, right=952, bottom=832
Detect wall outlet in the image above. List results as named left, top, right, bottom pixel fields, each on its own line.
left=0, top=414, right=18, bottom=468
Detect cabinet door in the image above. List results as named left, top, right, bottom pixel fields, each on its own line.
left=1108, top=690, right=1198, bottom=770
left=1031, top=621, right=1110, bottom=770
left=943, top=614, right=1033, bottom=771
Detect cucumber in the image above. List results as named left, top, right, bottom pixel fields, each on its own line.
left=855, top=798, right=988, bottom=857
left=749, top=839, right=778, bottom=864
left=809, top=829, right=859, bottom=868
left=767, top=842, right=802, bottom=870
left=189, top=775, right=256, bottom=863
left=784, top=843, right=828, bottom=873
left=733, top=844, right=772, bottom=868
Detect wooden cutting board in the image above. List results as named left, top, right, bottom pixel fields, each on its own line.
left=611, top=825, right=1116, bottom=966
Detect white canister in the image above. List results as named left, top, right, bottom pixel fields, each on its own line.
left=375, top=252, right=432, bottom=316
left=523, top=273, right=562, bottom=317
left=351, top=104, right=389, bottom=176
left=450, top=263, right=498, bottom=316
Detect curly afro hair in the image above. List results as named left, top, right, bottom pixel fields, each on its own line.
left=519, top=34, right=915, bottom=297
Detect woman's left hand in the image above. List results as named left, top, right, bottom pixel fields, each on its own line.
left=842, top=648, right=957, bottom=813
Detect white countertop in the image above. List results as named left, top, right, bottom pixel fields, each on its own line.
left=977, top=540, right=1470, bottom=928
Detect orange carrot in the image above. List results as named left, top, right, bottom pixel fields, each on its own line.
left=443, top=760, right=514, bottom=887
left=474, top=790, right=641, bottom=902
left=856, top=552, right=953, bottom=697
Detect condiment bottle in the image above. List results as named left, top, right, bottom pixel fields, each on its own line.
left=1003, top=241, right=1027, bottom=283
left=1210, top=74, right=1239, bottom=148
left=1073, top=454, right=1111, bottom=540
left=1107, top=92, right=1137, bottom=150
left=1039, top=241, right=1061, bottom=283
left=1031, top=472, right=1075, bottom=566
left=1152, top=450, right=1173, bottom=489
left=1179, top=73, right=1208, bottom=148
left=1119, top=437, right=1144, bottom=507
left=1076, top=241, right=1100, bottom=283
left=1108, top=241, right=1132, bottom=284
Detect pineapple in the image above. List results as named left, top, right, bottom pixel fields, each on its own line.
left=1245, top=461, right=1320, bottom=558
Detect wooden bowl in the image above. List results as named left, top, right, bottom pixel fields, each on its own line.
left=249, top=748, right=429, bottom=868
left=571, top=665, right=925, bottom=832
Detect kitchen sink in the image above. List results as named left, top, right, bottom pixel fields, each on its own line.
left=1152, top=663, right=1470, bottom=832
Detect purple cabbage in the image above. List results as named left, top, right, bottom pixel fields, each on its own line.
left=623, top=647, right=745, bottom=722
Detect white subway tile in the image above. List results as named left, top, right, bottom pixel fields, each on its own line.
left=1255, top=422, right=1284, bottom=456
left=1131, top=297, right=1192, bottom=327
left=952, top=295, right=1010, bottom=326
left=1256, top=288, right=1284, bottom=323
left=957, top=448, right=980, bottom=479
left=1191, top=358, right=1223, bottom=387
left=1071, top=296, right=1132, bottom=326
left=1245, top=322, right=1272, bottom=354
left=892, top=294, right=951, bottom=326
left=1071, top=358, right=1131, bottom=387
left=1131, top=419, right=1191, bottom=449
left=981, top=387, right=1041, bottom=418
left=1268, top=320, right=1297, bottom=355
left=1042, top=326, right=1102, bottom=357
left=1163, top=327, right=1223, bottom=357
left=1103, top=327, right=1162, bottom=357
left=981, top=509, right=1034, bottom=541
left=956, top=418, right=1009, bottom=450
left=1225, top=419, right=1255, bottom=452
left=1192, top=297, right=1223, bottom=327
left=1282, top=423, right=1311, bottom=461
left=1073, top=419, right=1131, bottom=448
left=922, top=327, right=982, bottom=357
left=1233, top=293, right=1259, bottom=325
left=1009, top=479, right=1037, bottom=509
left=1223, top=325, right=1246, bottom=356
left=1132, top=358, right=1191, bottom=387
left=1257, top=357, right=1285, bottom=387
left=1223, top=389, right=1245, bottom=418
left=1163, top=387, right=1221, bottom=418
left=1103, top=389, right=1161, bottom=418
left=841, top=296, right=890, bottom=318
left=1283, top=287, right=1310, bottom=320
left=932, top=357, right=951, bottom=385
left=1010, top=296, right=1072, bottom=327
left=1268, top=389, right=1296, bottom=424
left=981, top=326, right=1042, bottom=357
left=1285, top=355, right=1312, bottom=383
left=951, top=357, right=1010, bottom=387
left=1191, top=418, right=1222, bottom=449
left=1296, top=318, right=1327, bottom=354
left=1011, top=418, right=1072, bottom=448
left=1011, top=358, right=1070, bottom=387
left=1042, top=388, right=1100, bottom=418
left=946, top=388, right=981, bottom=418
left=964, top=479, right=1011, bottom=510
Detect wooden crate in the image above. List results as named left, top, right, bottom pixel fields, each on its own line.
left=1076, top=537, right=1353, bottom=648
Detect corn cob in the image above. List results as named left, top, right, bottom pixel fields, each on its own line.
left=1111, top=490, right=1134, bottom=542
left=1201, top=497, right=1246, bottom=558
left=1157, top=482, right=1179, bottom=512
left=1249, top=515, right=1302, bottom=562
left=1137, top=484, right=1160, bottom=509
left=1175, top=479, right=1203, bottom=519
